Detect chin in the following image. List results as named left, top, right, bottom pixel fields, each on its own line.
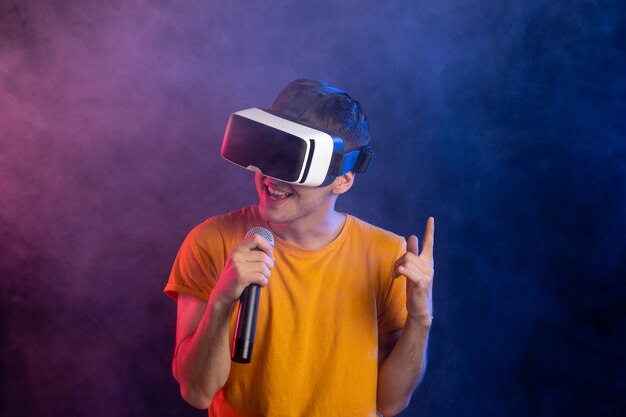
left=258, top=204, right=295, bottom=225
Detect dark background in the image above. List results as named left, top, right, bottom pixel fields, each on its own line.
left=1, top=0, right=625, bottom=416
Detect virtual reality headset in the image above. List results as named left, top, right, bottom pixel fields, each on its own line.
left=220, top=107, right=374, bottom=187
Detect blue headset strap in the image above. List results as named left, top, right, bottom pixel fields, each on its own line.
left=330, top=145, right=374, bottom=175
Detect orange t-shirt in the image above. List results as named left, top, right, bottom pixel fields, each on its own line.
left=165, top=206, right=407, bottom=417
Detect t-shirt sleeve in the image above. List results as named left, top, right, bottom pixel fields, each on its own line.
left=164, top=220, right=227, bottom=302
left=377, top=239, right=408, bottom=334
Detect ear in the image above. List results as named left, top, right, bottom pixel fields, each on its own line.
left=331, top=172, right=355, bottom=195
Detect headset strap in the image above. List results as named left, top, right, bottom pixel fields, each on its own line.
left=329, top=145, right=374, bottom=176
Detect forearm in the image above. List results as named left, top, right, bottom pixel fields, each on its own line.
left=377, top=316, right=431, bottom=416
left=173, top=296, right=233, bottom=409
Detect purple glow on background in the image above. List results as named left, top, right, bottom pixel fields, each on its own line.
left=1, top=1, right=625, bottom=416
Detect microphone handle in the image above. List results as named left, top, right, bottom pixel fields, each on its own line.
left=231, top=283, right=260, bottom=363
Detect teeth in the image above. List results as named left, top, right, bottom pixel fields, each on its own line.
left=268, top=186, right=289, bottom=197
left=267, top=185, right=291, bottom=200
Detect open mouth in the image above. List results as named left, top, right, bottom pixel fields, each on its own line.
left=266, top=185, right=293, bottom=201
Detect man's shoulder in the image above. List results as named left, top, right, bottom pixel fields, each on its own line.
left=347, top=214, right=405, bottom=247
left=208, top=205, right=260, bottom=226
left=188, top=205, right=260, bottom=241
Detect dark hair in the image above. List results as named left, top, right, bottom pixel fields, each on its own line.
left=270, top=79, right=371, bottom=152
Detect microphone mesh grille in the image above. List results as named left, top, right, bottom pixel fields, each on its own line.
left=245, top=226, right=275, bottom=248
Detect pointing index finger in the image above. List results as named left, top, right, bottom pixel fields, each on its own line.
left=419, top=217, right=435, bottom=261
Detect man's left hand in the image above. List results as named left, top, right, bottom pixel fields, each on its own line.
left=393, top=217, right=435, bottom=327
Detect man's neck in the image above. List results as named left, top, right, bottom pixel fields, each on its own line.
left=269, top=210, right=347, bottom=251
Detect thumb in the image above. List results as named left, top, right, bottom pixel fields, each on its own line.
left=407, top=235, right=419, bottom=255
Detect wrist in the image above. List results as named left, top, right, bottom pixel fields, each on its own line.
left=208, top=291, right=235, bottom=315
left=406, top=312, right=433, bottom=330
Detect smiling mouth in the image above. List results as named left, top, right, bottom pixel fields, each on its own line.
left=266, top=185, right=293, bottom=201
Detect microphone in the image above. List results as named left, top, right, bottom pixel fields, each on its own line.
left=231, top=226, right=275, bottom=363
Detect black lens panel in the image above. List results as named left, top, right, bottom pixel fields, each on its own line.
left=222, top=114, right=308, bottom=182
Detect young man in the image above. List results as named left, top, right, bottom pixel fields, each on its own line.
left=164, top=79, right=434, bottom=417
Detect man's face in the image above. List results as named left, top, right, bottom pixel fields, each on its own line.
left=255, top=173, right=337, bottom=226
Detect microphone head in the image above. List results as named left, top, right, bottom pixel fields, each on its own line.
left=245, top=226, right=275, bottom=248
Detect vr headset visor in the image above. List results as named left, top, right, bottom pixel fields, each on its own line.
left=221, top=108, right=373, bottom=187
